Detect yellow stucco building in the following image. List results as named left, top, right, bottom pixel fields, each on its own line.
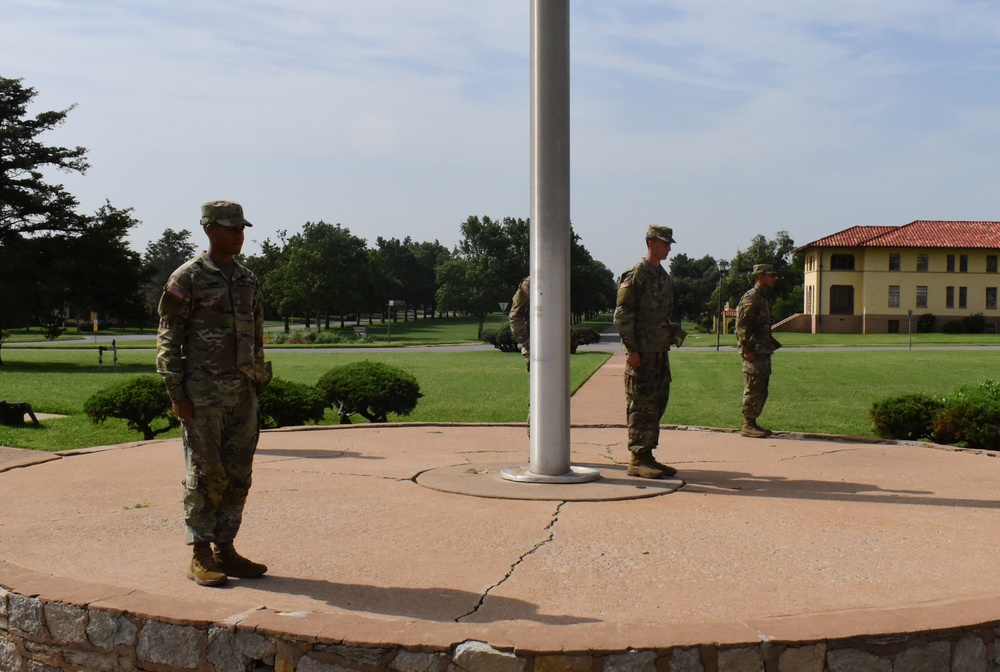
left=794, top=221, right=1000, bottom=334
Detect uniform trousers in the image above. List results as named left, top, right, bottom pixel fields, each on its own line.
left=625, top=351, right=671, bottom=453
left=182, top=382, right=259, bottom=545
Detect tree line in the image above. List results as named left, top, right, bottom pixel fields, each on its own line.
left=1, top=75, right=804, bottom=349
left=0, top=77, right=618, bottom=344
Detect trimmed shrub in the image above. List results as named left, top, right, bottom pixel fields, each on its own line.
left=916, top=313, right=936, bottom=333
left=483, top=324, right=602, bottom=354
left=481, top=324, right=520, bottom=352
left=258, top=377, right=326, bottom=429
left=83, top=375, right=178, bottom=440
left=268, top=328, right=373, bottom=345
left=964, top=312, right=988, bottom=334
left=316, top=360, right=422, bottom=424
left=869, top=393, right=943, bottom=441
left=931, top=380, right=1000, bottom=450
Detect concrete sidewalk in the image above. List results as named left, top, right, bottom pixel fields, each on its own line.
left=3, top=352, right=1000, bottom=670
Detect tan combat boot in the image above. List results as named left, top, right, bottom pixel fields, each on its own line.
left=740, top=418, right=770, bottom=438
left=188, top=542, right=228, bottom=587
left=647, top=453, right=678, bottom=477
left=213, top=542, right=268, bottom=578
left=627, top=449, right=665, bottom=479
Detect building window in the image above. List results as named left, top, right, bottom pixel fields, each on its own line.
left=888, top=285, right=900, bottom=308
left=916, top=286, right=928, bottom=308
left=888, top=253, right=901, bottom=271
left=916, top=254, right=929, bottom=272
left=960, top=286, right=968, bottom=309
left=988, top=255, right=998, bottom=273
left=987, top=288, right=997, bottom=310
left=947, top=255, right=955, bottom=272
left=806, top=285, right=814, bottom=313
left=830, top=254, right=855, bottom=271
left=888, top=320, right=900, bottom=334
left=830, top=285, right=855, bottom=315
left=807, top=255, right=814, bottom=272
left=946, top=286, right=955, bottom=309
left=960, top=254, right=969, bottom=272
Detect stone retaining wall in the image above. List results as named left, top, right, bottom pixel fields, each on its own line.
left=4, top=585, right=1000, bottom=672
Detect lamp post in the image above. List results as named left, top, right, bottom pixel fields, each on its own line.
left=716, top=259, right=729, bottom=351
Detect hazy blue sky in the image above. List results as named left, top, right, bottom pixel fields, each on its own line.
left=4, top=1, right=1000, bottom=277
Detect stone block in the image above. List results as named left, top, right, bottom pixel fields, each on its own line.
left=43, top=602, right=87, bottom=645
left=1, top=636, right=23, bottom=672
left=953, top=635, right=987, bottom=672
left=63, top=649, right=122, bottom=672
left=892, top=642, right=949, bottom=672
left=718, top=647, right=764, bottom=672
left=1, top=587, right=9, bottom=630
left=826, top=648, right=890, bottom=672
left=390, top=649, right=451, bottom=672
left=136, top=619, right=203, bottom=669
left=777, top=644, right=825, bottom=672
left=669, top=647, right=704, bottom=672
left=207, top=625, right=274, bottom=672
left=452, top=640, right=525, bottom=672
left=316, top=642, right=393, bottom=669
left=297, top=656, right=353, bottom=672
left=604, top=649, right=658, bottom=672
left=86, top=610, right=137, bottom=649
left=534, top=655, right=593, bottom=672
left=8, top=594, right=44, bottom=636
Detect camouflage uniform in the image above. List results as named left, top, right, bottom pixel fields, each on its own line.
left=157, top=252, right=268, bottom=545
left=736, top=281, right=780, bottom=422
left=615, top=259, right=678, bottom=454
left=509, top=276, right=530, bottom=369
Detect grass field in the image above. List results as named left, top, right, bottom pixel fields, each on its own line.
left=0, top=348, right=610, bottom=451
left=3, top=312, right=999, bottom=451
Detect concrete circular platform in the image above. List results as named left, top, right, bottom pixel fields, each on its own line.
left=3, top=424, right=1000, bottom=671
left=417, top=461, right=682, bottom=500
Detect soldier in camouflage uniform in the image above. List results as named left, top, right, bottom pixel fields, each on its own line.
left=736, top=263, right=781, bottom=438
left=509, top=276, right=531, bottom=370
left=157, top=200, right=272, bottom=587
left=614, top=225, right=686, bottom=479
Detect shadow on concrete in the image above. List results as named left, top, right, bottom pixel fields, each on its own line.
left=256, top=575, right=601, bottom=625
left=680, top=468, right=1000, bottom=509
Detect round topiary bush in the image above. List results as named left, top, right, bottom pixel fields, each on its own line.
left=869, top=393, right=943, bottom=441
left=931, top=380, right=1000, bottom=450
left=83, top=375, right=178, bottom=440
left=316, top=360, right=422, bottom=424
left=481, top=325, right=520, bottom=352
left=258, top=377, right=326, bottom=429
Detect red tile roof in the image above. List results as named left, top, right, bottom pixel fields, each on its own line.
left=798, top=221, right=1000, bottom=250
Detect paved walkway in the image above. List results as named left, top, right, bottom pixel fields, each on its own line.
left=3, top=352, right=1000, bottom=658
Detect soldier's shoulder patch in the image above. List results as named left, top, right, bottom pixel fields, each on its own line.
left=520, top=283, right=529, bottom=295
left=619, top=280, right=630, bottom=289
left=166, top=283, right=188, bottom=301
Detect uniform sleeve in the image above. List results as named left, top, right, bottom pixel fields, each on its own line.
left=156, top=273, right=193, bottom=404
left=254, top=280, right=266, bottom=365
left=508, top=280, right=530, bottom=348
left=614, top=272, right=639, bottom=354
left=735, top=291, right=756, bottom=353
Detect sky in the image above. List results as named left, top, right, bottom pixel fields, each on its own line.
left=4, top=0, right=1000, bottom=278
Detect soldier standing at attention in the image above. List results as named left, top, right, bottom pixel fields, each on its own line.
left=615, top=225, right=686, bottom=479
left=157, top=200, right=272, bottom=587
left=736, top=263, right=781, bottom=438
left=509, top=276, right=531, bottom=370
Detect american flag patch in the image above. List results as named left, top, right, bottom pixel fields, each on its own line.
left=520, top=283, right=529, bottom=294
left=620, top=281, right=630, bottom=289
left=167, top=283, right=188, bottom=300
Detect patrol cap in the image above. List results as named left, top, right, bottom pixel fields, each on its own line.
left=753, top=263, right=778, bottom=277
left=201, top=200, right=252, bottom=228
left=645, top=225, right=675, bottom=244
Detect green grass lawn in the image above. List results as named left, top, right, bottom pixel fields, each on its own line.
left=667, top=348, right=1000, bottom=436
left=3, top=330, right=1000, bottom=452
left=0, top=348, right=609, bottom=451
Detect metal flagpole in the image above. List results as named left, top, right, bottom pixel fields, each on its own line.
left=502, top=0, right=599, bottom=484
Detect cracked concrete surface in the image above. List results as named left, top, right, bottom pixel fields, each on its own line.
left=3, top=352, right=1000, bottom=652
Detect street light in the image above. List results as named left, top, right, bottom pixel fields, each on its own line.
left=716, top=259, right=730, bottom=351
